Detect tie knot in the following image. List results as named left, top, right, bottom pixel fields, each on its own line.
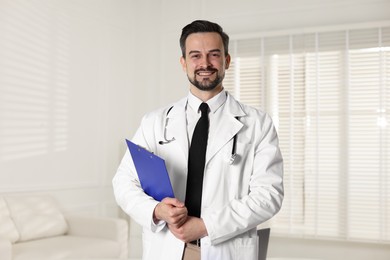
left=199, top=103, right=209, bottom=115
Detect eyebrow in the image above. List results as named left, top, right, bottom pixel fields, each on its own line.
left=188, top=49, right=222, bottom=55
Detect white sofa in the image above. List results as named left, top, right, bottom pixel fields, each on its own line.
left=0, top=195, right=128, bottom=260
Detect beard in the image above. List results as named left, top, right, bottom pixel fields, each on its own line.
left=187, top=68, right=224, bottom=91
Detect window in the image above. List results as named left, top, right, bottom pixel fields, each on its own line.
left=0, top=5, right=70, bottom=161
left=225, top=24, right=390, bottom=243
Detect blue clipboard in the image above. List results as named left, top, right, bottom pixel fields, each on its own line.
left=126, top=139, right=174, bottom=201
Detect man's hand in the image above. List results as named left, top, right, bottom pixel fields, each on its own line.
left=153, top=198, right=188, bottom=228
left=168, top=216, right=208, bottom=243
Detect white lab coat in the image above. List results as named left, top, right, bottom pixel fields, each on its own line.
left=113, top=92, right=283, bottom=260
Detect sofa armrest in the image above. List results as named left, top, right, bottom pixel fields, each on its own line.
left=65, top=215, right=128, bottom=259
left=0, top=239, right=12, bottom=260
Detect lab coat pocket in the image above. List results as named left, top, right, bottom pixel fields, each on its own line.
left=234, top=236, right=258, bottom=260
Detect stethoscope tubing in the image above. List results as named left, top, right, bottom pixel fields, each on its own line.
left=158, top=106, right=239, bottom=164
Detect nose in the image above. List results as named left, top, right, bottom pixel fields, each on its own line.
left=199, top=55, right=211, bottom=68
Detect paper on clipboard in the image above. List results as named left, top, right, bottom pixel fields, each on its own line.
left=126, top=139, right=174, bottom=201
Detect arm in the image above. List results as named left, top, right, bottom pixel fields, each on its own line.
left=113, top=113, right=164, bottom=231
left=203, top=113, right=284, bottom=245
left=168, top=216, right=208, bottom=243
left=113, top=112, right=187, bottom=231
left=113, top=147, right=162, bottom=231
left=153, top=197, right=188, bottom=228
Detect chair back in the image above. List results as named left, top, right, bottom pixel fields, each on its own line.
left=257, top=228, right=271, bottom=260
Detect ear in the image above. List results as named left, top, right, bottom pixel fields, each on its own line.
left=180, top=56, right=187, bottom=72
left=225, top=54, right=231, bottom=69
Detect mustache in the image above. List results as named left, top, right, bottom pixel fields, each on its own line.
left=195, top=67, right=218, bottom=74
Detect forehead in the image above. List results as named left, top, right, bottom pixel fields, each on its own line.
left=185, top=32, right=224, bottom=53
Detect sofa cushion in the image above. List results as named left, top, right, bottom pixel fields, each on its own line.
left=12, top=235, right=121, bottom=260
left=0, top=197, right=20, bottom=243
left=5, top=195, right=68, bottom=242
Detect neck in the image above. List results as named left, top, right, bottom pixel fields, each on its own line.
left=190, top=85, right=223, bottom=102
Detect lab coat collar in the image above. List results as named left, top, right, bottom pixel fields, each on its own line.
left=187, top=89, right=227, bottom=114
left=164, top=92, right=247, bottom=165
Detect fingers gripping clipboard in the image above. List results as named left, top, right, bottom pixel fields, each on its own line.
left=126, top=139, right=175, bottom=201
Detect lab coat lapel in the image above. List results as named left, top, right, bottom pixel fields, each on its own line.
left=206, top=94, right=246, bottom=164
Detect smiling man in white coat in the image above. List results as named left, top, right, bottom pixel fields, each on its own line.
left=113, top=20, right=284, bottom=260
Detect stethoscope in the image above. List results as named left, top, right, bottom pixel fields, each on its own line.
left=158, top=106, right=239, bottom=164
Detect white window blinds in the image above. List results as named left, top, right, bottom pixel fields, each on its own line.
left=224, top=25, right=390, bottom=243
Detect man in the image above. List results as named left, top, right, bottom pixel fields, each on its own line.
left=113, top=20, right=283, bottom=260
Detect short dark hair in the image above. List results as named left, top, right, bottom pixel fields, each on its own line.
left=180, top=20, right=229, bottom=58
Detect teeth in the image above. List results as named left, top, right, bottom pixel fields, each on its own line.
left=197, top=71, right=213, bottom=76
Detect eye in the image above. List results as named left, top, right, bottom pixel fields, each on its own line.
left=210, top=52, right=221, bottom=58
left=190, top=54, right=201, bottom=59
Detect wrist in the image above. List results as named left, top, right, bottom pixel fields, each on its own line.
left=153, top=204, right=160, bottom=224
left=199, top=218, right=208, bottom=238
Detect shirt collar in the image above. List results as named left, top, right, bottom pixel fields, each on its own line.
left=187, top=89, right=227, bottom=114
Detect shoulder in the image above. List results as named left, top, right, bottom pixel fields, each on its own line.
left=226, top=92, right=271, bottom=123
left=141, top=97, right=187, bottom=124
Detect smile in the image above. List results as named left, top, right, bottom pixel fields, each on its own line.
left=196, top=70, right=217, bottom=77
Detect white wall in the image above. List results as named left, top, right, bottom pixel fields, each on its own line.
left=0, top=0, right=136, bottom=216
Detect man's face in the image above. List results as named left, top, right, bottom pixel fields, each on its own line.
left=180, top=32, right=230, bottom=92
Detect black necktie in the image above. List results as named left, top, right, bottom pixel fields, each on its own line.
left=185, top=102, right=209, bottom=218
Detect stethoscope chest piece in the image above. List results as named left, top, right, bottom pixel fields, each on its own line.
left=229, top=153, right=237, bottom=165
